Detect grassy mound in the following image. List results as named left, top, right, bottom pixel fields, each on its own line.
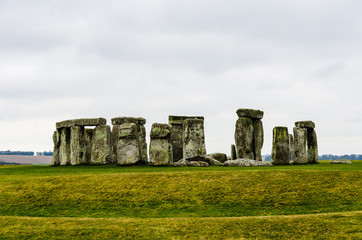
left=0, top=161, right=361, bottom=239
left=0, top=162, right=361, bottom=218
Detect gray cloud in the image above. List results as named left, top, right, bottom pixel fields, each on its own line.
left=0, top=0, right=361, bottom=155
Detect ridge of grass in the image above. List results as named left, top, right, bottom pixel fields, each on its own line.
left=0, top=211, right=361, bottom=239
left=0, top=163, right=360, bottom=218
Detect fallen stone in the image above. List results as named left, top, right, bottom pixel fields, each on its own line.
left=187, top=161, right=209, bottom=167
left=173, top=159, right=188, bottom=167
left=295, top=121, right=315, bottom=129
left=207, top=153, right=227, bottom=163
left=329, top=160, right=352, bottom=164
left=224, top=159, right=273, bottom=167
left=204, top=156, right=223, bottom=166
left=236, top=108, right=264, bottom=119
left=271, top=126, right=290, bottom=165
left=56, top=118, right=106, bottom=129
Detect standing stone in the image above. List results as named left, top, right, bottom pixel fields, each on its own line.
left=59, top=128, right=71, bottom=165
left=111, top=117, right=148, bottom=165
left=111, top=125, right=121, bottom=163
left=169, top=116, right=204, bottom=162
left=116, top=123, right=140, bottom=165
left=138, top=125, right=148, bottom=165
left=231, top=144, right=237, bottom=160
left=271, top=127, right=290, bottom=165
left=51, top=130, right=60, bottom=166
left=253, top=120, right=264, bottom=161
left=70, top=126, right=85, bottom=165
left=289, top=134, right=295, bottom=164
left=234, top=108, right=264, bottom=161
left=235, top=117, right=254, bottom=160
left=149, top=123, right=173, bottom=166
left=307, top=129, right=318, bottom=164
left=83, top=128, right=94, bottom=164
left=293, top=127, right=308, bottom=164
left=90, top=125, right=112, bottom=165
left=183, top=119, right=206, bottom=161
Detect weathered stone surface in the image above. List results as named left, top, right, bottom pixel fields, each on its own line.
left=149, top=123, right=173, bottom=166
left=187, top=161, right=209, bottom=167
left=56, top=118, right=106, bottom=129
left=168, top=115, right=204, bottom=125
left=307, top=129, right=319, bottom=164
left=138, top=125, right=148, bottom=165
left=253, top=120, right=264, bottom=161
left=59, top=128, right=71, bottom=165
left=111, top=117, right=146, bottom=126
left=235, top=117, right=254, bottom=160
left=83, top=128, right=93, bottom=164
left=149, top=139, right=173, bottom=166
left=169, top=115, right=204, bottom=162
left=70, top=126, right=85, bottom=165
left=295, top=121, right=315, bottom=129
left=289, top=134, right=295, bottom=164
left=236, top=109, right=264, bottom=119
left=183, top=119, right=206, bottom=161
left=204, top=156, right=223, bottom=166
left=224, top=159, right=273, bottom=167
left=293, top=127, right=308, bottom=164
left=116, top=123, right=140, bottom=165
left=329, top=160, right=352, bottom=164
left=51, top=130, right=60, bottom=166
left=150, top=123, right=171, bottom=139
left=231, top=144, right=237, bottom=160
left=170, top=123, right=184, bottom=162
left=173, top=159, right=188, bottom=167
left=90, top=125, right=112, bottom=165
left=271, top=127, right=290, bottom=165
left=112, top=117, right=148, bottom=165
left=111, top=125, right=121, bottom=163
left=207, top=153, right=227, bottom=163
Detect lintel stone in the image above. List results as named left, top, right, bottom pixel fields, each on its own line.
left=56, top=118, right=106, bottom=129
left=111, top=117, right=146, bottom=126
left=236, top=108, right=264, bottom=119
left=168, top=115, right=204, bottom=125
left=295, top=121, right=315, bottom=129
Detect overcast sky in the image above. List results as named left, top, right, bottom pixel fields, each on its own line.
left=0, top=0, right=361, bottom=155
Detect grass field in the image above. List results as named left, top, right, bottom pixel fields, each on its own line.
left=0, top=160, right=361, bottom=239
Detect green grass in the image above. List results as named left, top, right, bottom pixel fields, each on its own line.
left=0, top=161, right=361, bottom=239
left=0, top=212, right=361, bottom=239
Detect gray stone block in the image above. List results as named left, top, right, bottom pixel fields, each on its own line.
left=56, top=118, right=106, bottom=129
left=271, top=126, right=290, bottom=165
